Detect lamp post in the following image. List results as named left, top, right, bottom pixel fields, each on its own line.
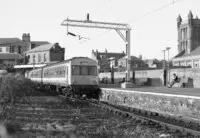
left=166, top=47, right=171, bottom=84
left=162, top=49, right=166, bottom=69
left=162, top=49, right=166, bottom=86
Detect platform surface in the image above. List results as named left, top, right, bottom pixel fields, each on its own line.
left=103, top=87, right=200, bottom=97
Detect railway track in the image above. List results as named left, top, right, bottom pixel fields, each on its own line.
left=85, top=99, right=200, bottom=137
left=2, top=95, right=179, bottom=137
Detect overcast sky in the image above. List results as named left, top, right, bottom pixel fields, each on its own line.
left=0, top=0, right=199, bottom=60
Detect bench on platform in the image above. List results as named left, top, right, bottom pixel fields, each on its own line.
left=136, top=78, right=150, bottom=86
left=172, top=77, right=192, bottom=88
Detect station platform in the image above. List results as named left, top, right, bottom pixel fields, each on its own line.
left=100, top=86, right=200, bottom=122
left=110, top=87, right=200, bottom=98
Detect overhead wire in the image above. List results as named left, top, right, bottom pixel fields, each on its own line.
left=79, top=0, right=184, bottom=44
left=128, top=0, right=184, bottom=24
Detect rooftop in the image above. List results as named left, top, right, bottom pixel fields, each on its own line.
left=0, top=53, right=23, bottom=60
left=174, top=46, right=200, bottom=59
left=26, top=43, right=58, bottom=53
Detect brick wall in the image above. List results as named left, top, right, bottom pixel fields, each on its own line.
left=99, top=68, right=200, bottom=88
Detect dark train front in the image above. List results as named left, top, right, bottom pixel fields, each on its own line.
left=27, top=57, right=101, bottom=99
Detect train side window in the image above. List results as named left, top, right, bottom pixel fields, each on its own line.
left=72, top=65, right=80, bottom=75
left=88, top=66, right=97, bottom=76
left=80, top=66, right=88, bottom=75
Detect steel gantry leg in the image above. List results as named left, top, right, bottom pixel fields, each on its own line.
left=126, top=30, right=131, bottom=82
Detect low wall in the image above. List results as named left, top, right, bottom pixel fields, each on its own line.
left=99, top=68, right=200, bottom=88
left=101, top=88, right=200, bottom=121
left=99, top=70, right=164, bottom=86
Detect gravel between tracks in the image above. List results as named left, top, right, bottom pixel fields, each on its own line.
left=3, top=96, right=181, bottom=138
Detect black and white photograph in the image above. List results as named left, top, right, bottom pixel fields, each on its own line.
left=0, top=0, right=200, bottom=137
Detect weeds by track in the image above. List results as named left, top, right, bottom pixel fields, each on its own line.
left=86, top=99, right=200, bottom=137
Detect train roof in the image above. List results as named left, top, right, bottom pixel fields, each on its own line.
left=29, top=57, right=96, bottom=71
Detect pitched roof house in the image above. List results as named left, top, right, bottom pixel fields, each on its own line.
left=0, top=37, right=29, bottom=70
left=25, top=43, right=65, bottom=65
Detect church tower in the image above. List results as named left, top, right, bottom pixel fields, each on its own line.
left=177, top=11, right=200, bottom=54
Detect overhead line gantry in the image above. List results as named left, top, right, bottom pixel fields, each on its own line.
left=61, top=14, right=133, bottom=88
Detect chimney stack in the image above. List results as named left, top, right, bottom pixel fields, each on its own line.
left=87, top=13, right=90, bottom=21
left=22, top=33, right=31, bottom=42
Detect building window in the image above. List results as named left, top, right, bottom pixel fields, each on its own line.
left=6, top=47, right=9, bottom=52
left=38, top=54, right=41, bottom=63
left=44, top=53, right=47, bottom=62
left=18, top=46, right=21, bottom=54
left=181, top=28, right=188, bottom=40
left=33, top=54, right=35, bottom=63
left=195, top=63, right=199, bottom=68
left=0, top=48, right=2, bottom=52
left=10, top=47, right=14, bottom=53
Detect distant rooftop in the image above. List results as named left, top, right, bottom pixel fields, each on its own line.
left=0, top=53, right=23, bottom=60
left=26, top=43, right=59, bottom=53
left=31, top=41, right=50, bottom=45
left=174, top=46, right=200, bottom=59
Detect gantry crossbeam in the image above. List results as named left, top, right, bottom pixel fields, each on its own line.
left=61, top=19, right=131, bottom=31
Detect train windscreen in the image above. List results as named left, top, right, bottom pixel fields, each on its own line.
left=72, top=65, right=97, bottom=76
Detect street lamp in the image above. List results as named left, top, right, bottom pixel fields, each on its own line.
left=162, top=49, right=166, bottom=69
left=162, top=49, right=166, bottom=86
left=166, top=47, right=171, bottom=63
left=166, top=47, right=171, bottom=84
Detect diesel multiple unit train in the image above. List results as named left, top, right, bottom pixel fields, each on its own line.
left=26, top=57, right=101, bottom=99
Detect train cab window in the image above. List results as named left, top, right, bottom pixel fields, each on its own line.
left=88, top=66, right=97, bottom=75
left=80, top=66, right=88, bottom=75
left=72, top=65, right=80, bottom=75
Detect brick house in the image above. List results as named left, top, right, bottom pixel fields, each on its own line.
left=25, top=43, right=65, bottom=64
left=0, top=33, right=50, bottom=69
left=0, top=38, right=30, bottom=55
left=0, top=38, right=29, bottom=69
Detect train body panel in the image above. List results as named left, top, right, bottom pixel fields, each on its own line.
left=42, top=78, right=68, bottom=86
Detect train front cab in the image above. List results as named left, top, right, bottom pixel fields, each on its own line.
left=67, top=59, right=101, bottom=99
